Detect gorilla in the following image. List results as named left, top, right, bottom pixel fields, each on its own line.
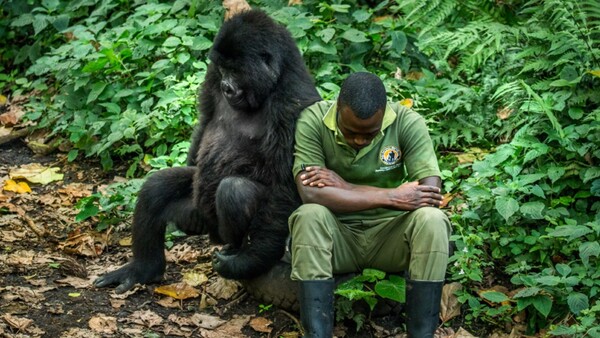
left=94, top=9, right=321, bottom=293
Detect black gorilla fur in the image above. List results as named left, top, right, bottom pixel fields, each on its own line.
left=94, top=9, right=321, bottom=293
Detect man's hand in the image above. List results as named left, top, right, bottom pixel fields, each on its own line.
left=299, top=166, right=352, bottom=189
left=388, top=181, right=443, bottom=211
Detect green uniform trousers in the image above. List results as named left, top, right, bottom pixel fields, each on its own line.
left=289, top=204, right=452, bottom=281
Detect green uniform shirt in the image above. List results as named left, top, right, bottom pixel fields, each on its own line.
left=292, top=100, right=441, bottom=221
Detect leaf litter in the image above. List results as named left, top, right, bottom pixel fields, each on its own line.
left=0, top=140, right=481, bottom=337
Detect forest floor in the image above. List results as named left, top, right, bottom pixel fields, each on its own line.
left=0, top=138, right=482, bottom=338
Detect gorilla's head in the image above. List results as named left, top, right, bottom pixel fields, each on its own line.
left=209, top=10, right=294, bottom=112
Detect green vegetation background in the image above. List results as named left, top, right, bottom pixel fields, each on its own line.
left=1, top=0, right=598, bottom=336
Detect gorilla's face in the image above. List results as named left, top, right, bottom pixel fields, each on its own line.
left=208, top=13, right=285, bottom=113
left=215, top=53, right=280, bottom=112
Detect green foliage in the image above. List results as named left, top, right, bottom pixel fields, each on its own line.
left=402, top=0, right=600, bottom=334
left=3, top=0, right=216, bottom=173
left=76, top=179, right=144, bottom=231
left=335, top=269, right=405, bottom=331
left=3, top=0, right=600, bottom=335
left=258, top=303, right=273, bottom=314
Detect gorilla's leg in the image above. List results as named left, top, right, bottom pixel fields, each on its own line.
left=214, top=176, right=265, bottom=249
left=94, top=166, right=201, bottom=293
left=213, top=185, right=296, bottom=280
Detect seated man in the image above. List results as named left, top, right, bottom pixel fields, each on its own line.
left=289, top=72, right=451, bottom=338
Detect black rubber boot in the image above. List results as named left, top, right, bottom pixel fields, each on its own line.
left=299, top=279, right=335, bottom=338
left=405, top=279, right=443, bottom=338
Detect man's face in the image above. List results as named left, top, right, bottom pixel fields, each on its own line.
left=337, top=104, right=384, bottom=151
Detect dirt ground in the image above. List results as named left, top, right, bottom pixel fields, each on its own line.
left=0, top=140, right=434, bottom=338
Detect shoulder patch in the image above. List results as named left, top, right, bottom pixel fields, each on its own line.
left=380, top=146, right=401, bottom=165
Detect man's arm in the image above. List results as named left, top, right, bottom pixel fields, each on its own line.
left=296, top=166, right=443, bottom=214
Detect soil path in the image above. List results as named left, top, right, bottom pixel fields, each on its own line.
left=0, top=140, right=408, bottom=338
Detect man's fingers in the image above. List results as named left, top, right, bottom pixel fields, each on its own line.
left=416, top=184, right=441, bottom=193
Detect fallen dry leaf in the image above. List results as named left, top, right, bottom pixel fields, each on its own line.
left=223, top=0, right=251, bottom=20
left=2, top=313, right=33, bottom=331
left=406, top=71, right=424, bottom=81
left=128, top=310, right=163, bottom=328
left=0, top=126, right=11, bottom=137
left=452, top=327, right=477, bottom=338
left=0, top=229, right=27, bottom=242
left=109, top=285, right=144, bottom=299
left=166, top=243, right=202, bottom=263
left=10, top=163, right=64, bottom=185
left=440, top=193, right=454, bottom=209
left=58, top=231, right=105, bottom=257
left=399, top=98, right=414, bottom=109
left=1, top=249, right=54, bottom=266
left=118, top=236, right=132, bottom=246
left=182, top=270, right=208, bottom=287
left=3, top=179, right=31, bottom=194
left=200, top=315, right=250, bottom=338
left=154, top=281, right=200, bottom=300
left=88, top=314, right=117, bottom=334
left=55, top=276, right=91, bottom=289
left=206, top=276, right=240, bottom=300
left=440, top=282, right=462, bottom=323
left=156, top=297, right=181, bottom=308
left=60, top=328, right=102, bottom=338
left=168, top=313, right=226, bottom=329
left=496, top=106, right=513, bottom=120
left=249, top=316, right=273, bottom=333
left=199, top=292, right=218, bottom=309
left=109, top=299, right=126, bottom=309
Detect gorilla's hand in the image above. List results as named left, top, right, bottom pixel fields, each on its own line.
left=94, top=261, right=164, bottom=294
left=212, top=247, right=238, bottom=279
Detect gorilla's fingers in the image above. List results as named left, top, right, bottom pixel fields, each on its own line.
left=94, top=262, right=164, bottom=292
left=114, top=278, right=136, bottom=294
left=94, top=271, right=123, bottom=288
left=212, top=251, right=229, bottom=272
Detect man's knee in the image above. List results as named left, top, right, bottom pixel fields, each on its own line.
left=290, top=203, right=331, bottom=222
left=289, top=203, right=333, bottom=238
left=411, top=207, right=451, bottom=246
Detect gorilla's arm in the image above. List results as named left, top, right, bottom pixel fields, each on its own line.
left=94, top=166, right=204, bottom=293
left=186, top=64, right=221, bottom=166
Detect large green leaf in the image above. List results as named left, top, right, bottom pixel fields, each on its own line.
left=480, top=291, right=509, bottom=304
left=87, top=82, right=107, bottom=104
left=495, top=197, right=519, bottom=222
left=390, top=31, right=407, bottom=54
left=513, top=287, right=541, bottom=299
left=548, top=225, right=592, bottom=241
left=520, top=201, right=545, bottom=219
left=532, top=295, right=552, bottom=318
left=567, top=293, right=589, bottom=315
left=374, top=275, right=405, bottom=303
left=579, top=241, right=600, bottom=266
left=316, top=28, right=336, bottom=43
left=341, top=29, right=369, bottom=43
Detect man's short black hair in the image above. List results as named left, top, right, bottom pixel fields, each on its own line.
left=338, top=72, right=387, bottom=119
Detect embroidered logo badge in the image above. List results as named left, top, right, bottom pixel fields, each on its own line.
left=380, top=146, right=401, bottom=165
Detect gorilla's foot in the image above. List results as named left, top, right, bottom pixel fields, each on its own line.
left=212, top=246, right=276, bottom=280
left=94, top=261, right=164, bottom=294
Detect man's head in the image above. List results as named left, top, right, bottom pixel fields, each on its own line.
left=337, top=72, right=386, bottom=150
